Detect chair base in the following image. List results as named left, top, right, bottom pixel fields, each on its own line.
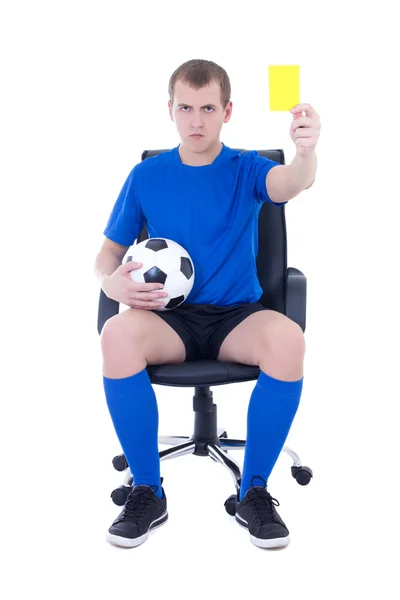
left=111, top=387, right=313, bottom=507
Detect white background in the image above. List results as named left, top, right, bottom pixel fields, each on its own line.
left=1, top=0, right=399, bottom=597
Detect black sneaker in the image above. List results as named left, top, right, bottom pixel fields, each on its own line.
left=106, top=479, right=168, bottom=548
left=235, top=476, right=290, bottom=549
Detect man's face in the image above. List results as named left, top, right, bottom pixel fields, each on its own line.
left=168, top=79, right=232, bottom=147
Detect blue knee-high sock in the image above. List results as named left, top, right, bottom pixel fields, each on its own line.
left=103, top=368, right=162, bottom=499
left=239, top=370, right=303, bottom=501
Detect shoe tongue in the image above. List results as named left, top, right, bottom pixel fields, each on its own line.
left=133, top=484, right=157, bottom=493
left=251, top=476, right=267, bottom=488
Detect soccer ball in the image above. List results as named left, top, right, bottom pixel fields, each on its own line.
left=128, top=238, right=195, bottom=311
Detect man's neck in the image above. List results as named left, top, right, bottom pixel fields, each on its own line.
left=178, top=140, right=222, bottom=166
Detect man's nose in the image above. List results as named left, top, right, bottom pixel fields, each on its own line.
left=191, top=112, right=204, bottom=127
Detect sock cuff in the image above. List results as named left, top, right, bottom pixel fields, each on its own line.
left=103, top=368, right=150, bottom=393
left=258, top=370, right=303, bottom=395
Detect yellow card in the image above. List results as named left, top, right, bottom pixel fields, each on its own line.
left=268, top=65, right=300, bottom=111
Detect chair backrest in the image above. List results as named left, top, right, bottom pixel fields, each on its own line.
left=138, top=148, right=287, bottom=314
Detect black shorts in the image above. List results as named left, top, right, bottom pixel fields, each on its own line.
left=152, top=302, right=266, bottom=362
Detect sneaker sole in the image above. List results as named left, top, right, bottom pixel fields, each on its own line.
left=235, top=512, right=290, bottom=549
left=106, top=510, right=168, bottom=548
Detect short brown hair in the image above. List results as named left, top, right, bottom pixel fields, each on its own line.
left=168, top=59, right=231, bottom=109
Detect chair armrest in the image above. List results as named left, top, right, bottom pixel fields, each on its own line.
left=285, top=267, right=307, bottom=332
left=97, top=289, right=119, bottom=335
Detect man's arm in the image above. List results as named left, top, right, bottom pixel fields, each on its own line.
left=266, top=151, right=317, bottom=204
left=266, top=102, right=321, bottom=204
left=95, top=238, right=130, bottom=288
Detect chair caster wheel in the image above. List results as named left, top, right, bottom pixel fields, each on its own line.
left=291, top=465, right=313, bottom=485
left=224, top=494, right=237, bottom=516
left=111, top=484, right=132, bottom=506
left=112, top=454, right=128, bottom=471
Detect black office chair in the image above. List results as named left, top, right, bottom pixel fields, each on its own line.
left=97, top=148, right=313, bottom=516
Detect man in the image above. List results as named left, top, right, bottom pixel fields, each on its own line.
left=95, top=59, right=321, bottom=550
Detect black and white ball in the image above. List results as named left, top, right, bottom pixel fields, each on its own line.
left=128, top=238, right=195, bottom=311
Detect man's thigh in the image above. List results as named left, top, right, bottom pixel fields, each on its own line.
left=205, top=302, right=267, bottom=361
left=215, top=307, right=301, bottom=366
left=150, top=305, right=202, bottom=362
left=101, top=307, right=187, bottom=368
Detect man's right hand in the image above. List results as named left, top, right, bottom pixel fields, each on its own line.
left=102, top=261, right=168, bottom=309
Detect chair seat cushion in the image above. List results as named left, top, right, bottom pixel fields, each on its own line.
left=146, top=359, right=260, bottom=387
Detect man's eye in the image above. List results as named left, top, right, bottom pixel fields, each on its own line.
left=181, top=106, right=213, bottom=112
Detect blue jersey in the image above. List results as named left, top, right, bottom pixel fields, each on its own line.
left=103, top=142, right=287, bottom=306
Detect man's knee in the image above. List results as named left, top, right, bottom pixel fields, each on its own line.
left=261, top=318, right=305, bottom=364
left=100, top=309, right=145, bottom=352
left=100, top=309, right=152, bottom=377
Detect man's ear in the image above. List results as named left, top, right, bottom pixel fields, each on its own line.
left=224, top=101, right=233, bottom=123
